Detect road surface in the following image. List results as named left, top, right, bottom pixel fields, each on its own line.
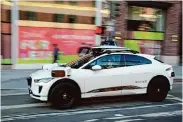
left=1, top=82, right=182, bottom=122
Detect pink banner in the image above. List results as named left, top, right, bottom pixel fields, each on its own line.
left=19, top=27, right=95, bottom=58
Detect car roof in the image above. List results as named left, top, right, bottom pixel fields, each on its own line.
left=92, top=46, right=129, bottom=49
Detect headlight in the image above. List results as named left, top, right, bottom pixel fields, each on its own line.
left=34, top=78, right=54, bottom=83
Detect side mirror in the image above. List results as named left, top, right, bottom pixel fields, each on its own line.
left=91, top=65, right=102, bottom=71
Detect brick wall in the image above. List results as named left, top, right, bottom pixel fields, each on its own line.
left=37, top=12, right=53, bottom=22
left=1, top=9, right=11, bottom=61
left=20, top=11, right=27, bottom=20
left=1, top=9, right=10, bottom=22
left=1, top=23, right=11, bottom=34
left=78, top=1, right=94, bottom=7
left=1, top=35, right=11, bottom=59
left=115, top=1, right=182, bottom=57
left=115, top=1, right=128, bottom=46
left=77, top=16, right=93, bottom=24
left=162, top=1, right=182, bottom=56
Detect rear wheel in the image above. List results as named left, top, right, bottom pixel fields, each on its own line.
left=147, top=78, right=169, bottom=102
left=50, top=83, right=80, bottom=109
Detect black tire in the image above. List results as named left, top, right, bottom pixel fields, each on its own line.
left=147, top=78, right=169, bottom=102
left=50, top=83, right=80, bottom=109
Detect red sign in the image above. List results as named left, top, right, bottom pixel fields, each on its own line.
left=19, top=27, right=95, bottom=59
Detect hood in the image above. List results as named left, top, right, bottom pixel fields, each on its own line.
left=30, top=69, right=52, bottom=79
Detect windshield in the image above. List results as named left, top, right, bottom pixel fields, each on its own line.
left=65, top=54, right=94, bottom=69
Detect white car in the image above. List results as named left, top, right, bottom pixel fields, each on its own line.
left=27, top=46, right=175, bottom=109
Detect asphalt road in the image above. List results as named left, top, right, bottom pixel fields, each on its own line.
left=1, top=82, right=182, bottom=122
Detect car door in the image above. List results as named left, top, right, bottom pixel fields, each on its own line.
left=81, top=54, right=124, bottom=98
left=121, top=54, right=153, bottom=95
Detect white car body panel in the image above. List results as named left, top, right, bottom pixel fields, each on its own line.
left=81, top=68, right=123, bottom=97
left=120, top=64, right=154, bottom=95
left=27, top=47, right=174, bottom=102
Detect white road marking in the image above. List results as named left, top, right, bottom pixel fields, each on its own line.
left=1, top=113, right=70, bottom=122
left=115, top=119, right=144, bottom=122
left=115, top=114, right=124, bottom=117
left=1, top=102, right=181, bottom=111
left=104, top=110, right=182, bottom=120
left=1, top=93, right=28, bottom=97
left=1, top=103, right=182, bottom=121
left=167, top=94, right=182, bottom=102
left=1, top=103, right=50, bottom=110
left=83, top=119, right=99, bottom=122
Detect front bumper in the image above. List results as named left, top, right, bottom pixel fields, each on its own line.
left=169, top=76, right=174, bottom=90
left=28, top=88, right=47, bottom=101
left=27, top=77, right=49, bottom=101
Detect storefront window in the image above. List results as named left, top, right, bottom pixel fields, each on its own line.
left=69, top=15, right=76, bottom=23
left=27, top=11, right=36, bottom=21
left=55, top=1, right=64, bottom=4
left=127, top=6, right=165, bottom=32
left=69, top=1, right=77, bottom=5
left=54, top=14, right=64, bottom=23
left=92, top=1, right=95, bottom=7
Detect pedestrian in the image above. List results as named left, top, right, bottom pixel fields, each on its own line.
left=53, top=44, right=60, bottom=63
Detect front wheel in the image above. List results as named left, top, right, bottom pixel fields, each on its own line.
left=147, top=79, right=169, bottom=102
left=50, top=83, right=80, bottom=109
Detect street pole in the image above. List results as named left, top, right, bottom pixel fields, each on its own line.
left=95, top=0, right=102, bottom=46
left=11, top=0, right=19, bottom=68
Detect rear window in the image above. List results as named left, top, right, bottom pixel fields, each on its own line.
left=154, top=57, right=164, bottom=63
left=124, top=54, right=152, bottom=66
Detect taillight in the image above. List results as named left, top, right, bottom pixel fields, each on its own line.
left=52, top=70, right=65, bottom=77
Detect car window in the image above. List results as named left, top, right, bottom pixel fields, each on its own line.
left=120, top=54, right=126, bottom=67
left=84, top=54, right=122, bottom=69
left=141, top=56, right=152, bottom=64
left=124, top=54, right=151, bottom=66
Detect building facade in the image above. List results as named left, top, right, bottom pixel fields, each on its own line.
left=1, top=0, right=109, bottom=66
left=114, top=1, right=182, bottom=65
left=1, top=0, right=182, bottom=66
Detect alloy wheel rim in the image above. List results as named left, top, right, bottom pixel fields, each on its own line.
left=59, top=90, right=74, bottom=105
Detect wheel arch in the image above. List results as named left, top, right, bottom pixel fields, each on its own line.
left=48, top=78, right=81, bottom=101
left=147, top=75, right=170, bottom=92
